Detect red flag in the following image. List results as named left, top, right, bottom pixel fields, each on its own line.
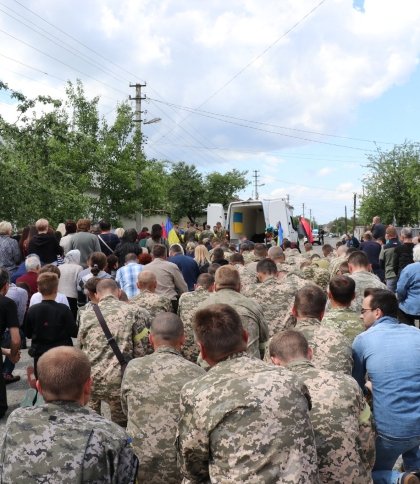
left=300, top=216, right=314, bottom=244
left=161, top=222, right=167, bottom=238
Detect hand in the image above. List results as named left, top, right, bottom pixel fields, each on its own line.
left=364, top=380, right=373, bottom=393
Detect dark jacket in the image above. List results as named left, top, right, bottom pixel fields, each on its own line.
left=28, top=234, right=63, bottom=264
left=168, top=254, right=200, bottom=291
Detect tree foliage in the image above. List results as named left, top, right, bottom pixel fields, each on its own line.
left=359, top=142, right=420, bottom=226
left=204, top=169, right=249, bottom=207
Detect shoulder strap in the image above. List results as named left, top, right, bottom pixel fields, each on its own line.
left=92, top=305, right=126, bottom=367
left=97, top=235, right=113, bottom=253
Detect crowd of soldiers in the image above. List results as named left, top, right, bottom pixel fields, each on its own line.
left=0, top=216, right=419, bottom=483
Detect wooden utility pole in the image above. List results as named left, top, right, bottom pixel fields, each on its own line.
left=344, top=206, right=348, bottom=234
left=353, top=192, right=357, bottom=233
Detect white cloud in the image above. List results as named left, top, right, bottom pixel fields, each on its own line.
left=317, top=167, right=335, bottom=176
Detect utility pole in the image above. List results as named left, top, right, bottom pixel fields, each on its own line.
left=253, top=170, right=264, bottom=199
left=129, top=83, right=146, bottom=230
left=344, top=206, right=348, bottom=235
left=302, top=203, right=305, bottom=218
left=353, top=193, right=357, bottom=233
left=309, top=209, right=312, bottom=229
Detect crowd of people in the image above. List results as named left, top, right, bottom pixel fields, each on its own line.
left=0, top=214, right=419, bottom=483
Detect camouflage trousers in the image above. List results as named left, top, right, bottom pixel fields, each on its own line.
left=89, top=391, right=127, bottom=428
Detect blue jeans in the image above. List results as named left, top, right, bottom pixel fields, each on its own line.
left=373, top=434, right=420, bottom=483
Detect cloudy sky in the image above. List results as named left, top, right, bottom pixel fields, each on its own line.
left=1, top=0, right=420, bottom=224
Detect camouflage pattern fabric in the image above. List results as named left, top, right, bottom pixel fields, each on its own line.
left=233, top=264, right=258, bottom=295
left=78, top=294, right=151, bottom=425
left=290, top=317, right=353, bottom=374
left=284, top=248, right=305, bottom=266
left=314, top=258, right=330, bottom=270
left=349, top=270, right=387, bottom=312
left=301, top=265, right=331, bottom=291
left=329, top=256, right=347, bottom=276
left=322, top=307, right=365, bottom=342
left=121, top=346, right=204, bottom=483
left=241, top=251, right=257, bottom=264
left=198, top=289, right=268, bottom=359
left=177, top=352, right=319, bottom=483
left=178, top=287, right=211, bottom=362
left=246, top=276, right=310, bottom=337
left=287, top=360, right=375, bottom=483
left=130, top=289, right=172, bottom=320
left=0, top=401, right=138, bottom=483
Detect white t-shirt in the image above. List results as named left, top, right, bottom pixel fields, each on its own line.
left=29, top=292, right=70, bottom=308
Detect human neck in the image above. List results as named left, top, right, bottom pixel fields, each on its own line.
left=42, top=293, right=57, bottom=301
left=330, top=299, right=350, bottom=309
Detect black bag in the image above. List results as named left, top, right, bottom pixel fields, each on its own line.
left=92, top=305, right=131, bottom=376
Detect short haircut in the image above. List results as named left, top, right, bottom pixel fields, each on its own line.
left=193, top=303, right=245, bottom=361
left=413, top=244, right=420, bottom=263
left=37, top=272, right=59, bottom=296
left=138, top=253, right=152, bottom=265
left=106, top=254, right=119, bottom=270
left=215, top=265, right=240, bottom=290
left=322, top=244, right=333, bottom=255
left=230, top=253, right=244, bottom=265
left=84, top=277, right=101, bottom=294
left=125, top=253, right=138, bottom=263
left=254, top=243, right=267, bottom=257
left=364, top=288, right=398, bottom=318
left=329, top=275, right=355, bottom=305
left=197, top=273, right=214, bottom=289
left=76, top=218, right=91, bottom=232
left=137, top=270, right=156, bottom=287
left=304, top=242, right=312, bottom=249
left=0, top=221, right=12, bottom=235
left=25, top=255, right=41, bottom=272
left=363, top=231, right=373, bottom=241
left=256, top=258, right=277, bottom=275
left=37, top=347, right=91, bottom=401
left=208, top=263, right=221, bottom=276
left=35, top=218, right=49, bottom=232
left=348, top=251, right=369, bottom=268
left=151, top=313, right=184, bottom=342
left=283, top=240, right=292, bottom=249
left=240, top=241, right=252, bottom=252
left=169, top=244, right=183, bottom=255
left=152, top=244, right=167, bottom=258
left=212, top=247, right=225, bottom=260
left=338, top=261, right=350, bottom=275
left=0, top=268, right=10, bottom=290
left=39, top=264, right=60, bottom=278
left=386, top=226, right=397, bottom=238
left=99, top=220, right=111, bottom=231
left=294, top=285, right=327, bottom=319
left=269, top=330, right=309, bottom=361
left=268, top=246, right=284, bottom=259
left=96, top=278, right=119, bottom=294
left=401, top=227, right=413, bottom=239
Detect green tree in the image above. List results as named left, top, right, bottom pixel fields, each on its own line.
left=167, top=162, right=205, bottom=222
left=204, top=169, right=249, bottom=207
left=359, top=142, right=420, bottom=226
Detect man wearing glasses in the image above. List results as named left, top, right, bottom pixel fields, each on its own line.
left=352, top=288, right=420, bottom=484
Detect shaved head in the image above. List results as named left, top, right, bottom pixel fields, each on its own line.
left=151, top=313, right=184, bottom=343
left=267, top=246, right=284, bottom=260
left=96, top=278, right=119, bottom=296
left=215, top=265, right=240, bottom=291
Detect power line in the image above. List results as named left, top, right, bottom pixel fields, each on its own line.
left=0, top=28, right=128, bottom=96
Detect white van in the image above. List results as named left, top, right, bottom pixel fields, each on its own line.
left=226, top=199, right=298, bottom=245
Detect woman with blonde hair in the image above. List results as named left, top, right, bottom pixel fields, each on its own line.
left=194, top=244, right=211, bottom=274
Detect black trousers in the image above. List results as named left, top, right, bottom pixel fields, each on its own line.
left=0, top=355, right=8, bottom=419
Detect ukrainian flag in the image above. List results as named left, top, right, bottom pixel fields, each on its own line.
left=233, top=212, right=243, bottom=234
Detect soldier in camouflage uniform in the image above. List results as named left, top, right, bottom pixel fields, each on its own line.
left=300, top=260, right=330, bottom=291
left=322, top=275, right=364, bottom=341
left=243, top=243, right=267, bottom=273
left=288, top=285, right=353, bottom=374
left=121, top=314, right=204, bottom=483
left=198, top=265, right=268, bottom=360
left=329, top=245, right=349, bottom=276
left=130, top=270, right=172, bottom=319
left=348, top=251, right=387, bottom=311
left=269, top=331, right=375, bottom=484
left=0, top=347, right=138, bottom=483
left=78, top=279, right=151, bottom=426
left=178, top=273, right=214, bottom=362
left=177, top=303, right=319, bottom=483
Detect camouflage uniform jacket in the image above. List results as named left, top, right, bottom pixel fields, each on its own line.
left=177, top=352, right=319, bottom=483
left=198, top=289, right=268, bottom=359
left=0, top=401, right=138, bottom=483
left=178, top=287, right=211, bottom=362
left=246, top=276, right=301, bottom=337
left=287, top=360, right=375, bottom=484
left=349, top=270, right=387, bottom=312
left=301, top=265, right=330, bottom=291
left=234, top=264, right=258, bottom=295
left=322, top=306, right=365, bottom=342
left=121, top=346, right=204, bottom=484
left=130, top=289, right=172, bottom=320
left=329, top=256, right=347, bottom=276
left=292, top=317, right=353, bottom=374
left=78, top=294, right=151, bottom=395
